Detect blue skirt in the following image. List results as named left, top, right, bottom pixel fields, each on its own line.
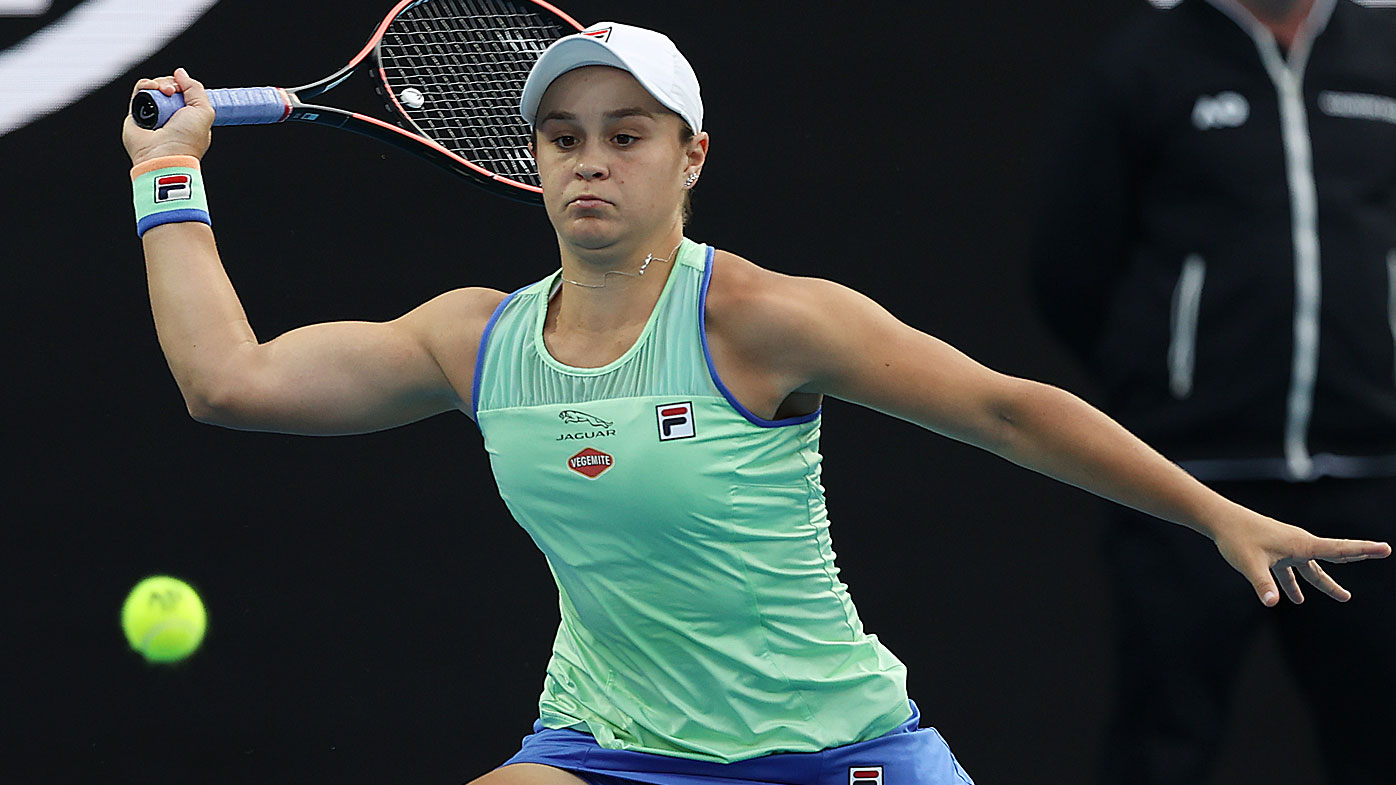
left=499, top=700, right=974, bottom=785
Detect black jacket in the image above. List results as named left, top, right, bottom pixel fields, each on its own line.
left=1030, top=0, right=1396, bottom=481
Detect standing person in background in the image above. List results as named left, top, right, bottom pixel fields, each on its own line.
left=1028, top=1, right=1396, bottom=783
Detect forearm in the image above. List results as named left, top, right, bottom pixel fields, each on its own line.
left=797, top=279, right=1388, bottom=605
left=124, top=70, right=252, bottom=416
left=143, top=220, right=259, bottom=417
left=990, top=380, right=1238, bottom=539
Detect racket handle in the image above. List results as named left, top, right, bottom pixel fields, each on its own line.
left=131, top=87, right=292, bottom=130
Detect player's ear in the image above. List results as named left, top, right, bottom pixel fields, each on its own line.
left=685, top=131, right=708, bottom=173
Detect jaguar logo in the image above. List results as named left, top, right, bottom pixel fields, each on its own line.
left=557, top=409, right=616, bottom=440
left=559, top=410, right=613, bottom=429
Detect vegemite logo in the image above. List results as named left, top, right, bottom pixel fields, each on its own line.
left=154, top=173, right=193, bottom=202
left=557, top=409, right=616, bottom=441
left=849, top=767, right=883, bottom=785
left=656, top=402, right=695, bottom=441
left=567, top=447, right=613, bottom=478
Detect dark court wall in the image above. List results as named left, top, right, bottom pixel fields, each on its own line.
left=2, top=2, right=1325, bottom=783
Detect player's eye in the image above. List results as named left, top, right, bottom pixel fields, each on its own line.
left=552, top=135, right=578, bottom=149
left=613, top=134, right=637, bottom=146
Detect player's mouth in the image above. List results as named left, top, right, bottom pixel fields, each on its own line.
left=568, top=194, right=612, bottom=209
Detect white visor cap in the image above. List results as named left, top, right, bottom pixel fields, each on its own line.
left=519, top=22, right=703, bottom=134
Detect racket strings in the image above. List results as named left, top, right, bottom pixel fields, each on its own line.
left=380, top=0, right=573, bottom=186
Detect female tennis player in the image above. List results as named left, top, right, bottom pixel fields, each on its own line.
left=122, top=23, right=1389, bottom=785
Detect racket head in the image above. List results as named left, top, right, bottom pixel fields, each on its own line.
left=369, top=0, right=583, bottom=201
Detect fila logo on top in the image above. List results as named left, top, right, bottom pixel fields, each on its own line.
left=581, top=26, right=612, bottom=42
left=849, top=767, right=883, bottom=785
left=656, top=402, right=695, bottom=441
left=154, top=174, right=193, bottom=202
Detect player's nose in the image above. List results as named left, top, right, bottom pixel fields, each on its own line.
left=575, top=158, right=608, bottom=180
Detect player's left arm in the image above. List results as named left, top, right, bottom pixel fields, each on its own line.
left=741, top=271, right=1391, bottom=605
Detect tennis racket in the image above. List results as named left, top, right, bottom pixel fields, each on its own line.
left=130, top=0, right=583, bottom=205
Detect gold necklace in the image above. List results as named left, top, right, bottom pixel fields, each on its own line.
left=560, top=240, right=683, bottom=289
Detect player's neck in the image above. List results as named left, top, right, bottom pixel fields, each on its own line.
left=1233, top=0, right=1317, bottom=50
left=551, top=226, right=685, bottom=332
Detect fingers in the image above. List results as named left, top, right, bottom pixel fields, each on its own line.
left=129, top=67, right=200, bottom=101
left=1217, top=515, right=1387, bottom=607
left=1265, top=535, right=1380, bottom=604
left=1238, top=554, right=1281, bottom=606
left=1297, top=559, right=1352, bottom=602
left=173, top=67, right=210, bottom=107
left=131, top=74, right=180, bottom=99
left=1273, top=563, right=1304, bottom=604
left=122, top=67, right=213, bottom=165
left=1312, top=538, right=1393, bottom=563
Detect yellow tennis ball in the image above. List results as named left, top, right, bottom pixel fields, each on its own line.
left=121, top=575, right=207, bottom=663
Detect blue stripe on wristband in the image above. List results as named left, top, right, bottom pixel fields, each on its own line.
left=136, top=208, right=213, bottom=237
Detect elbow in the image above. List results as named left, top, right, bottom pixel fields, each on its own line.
left=178, top=369, right=258, bottom=428
left=182, top=385, right=240, bottom=427
left=987, top=378, right=1071, bottom=455
left=185, top=395, right=231, bottom=426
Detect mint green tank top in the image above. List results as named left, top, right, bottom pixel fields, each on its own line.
left=472, top=238, right=912, bottom=763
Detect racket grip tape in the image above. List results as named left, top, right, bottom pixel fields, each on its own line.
left=131, top=87, right=292, bottom=130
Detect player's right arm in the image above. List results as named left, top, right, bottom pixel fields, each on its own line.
left=125, top=70, right=504, bottom=435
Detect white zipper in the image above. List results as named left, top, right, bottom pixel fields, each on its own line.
left=1260, top=39, right=1323, bottom=480
left=1213, top=0, right=1332, bottom=482
left=1169, top=254, right=1206, bottom=399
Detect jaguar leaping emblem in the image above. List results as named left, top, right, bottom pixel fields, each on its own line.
left=559, top=410, right=613, bottom=429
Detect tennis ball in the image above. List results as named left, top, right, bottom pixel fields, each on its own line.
left=121, top=575, right=206, bottom=663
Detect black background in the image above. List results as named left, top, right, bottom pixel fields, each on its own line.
left=1, top=1, right=1335, bottom=783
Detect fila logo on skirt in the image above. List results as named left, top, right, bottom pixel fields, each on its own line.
left=849, top=767, right=883, bottom=785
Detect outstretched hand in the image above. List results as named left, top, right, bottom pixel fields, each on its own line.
left=1211, top=508, right=1391, bottom=606
left=122, top=67, right=214, bottom=166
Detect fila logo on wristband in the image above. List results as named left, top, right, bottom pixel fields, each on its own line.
left=154, top=173, right=193, bottom=202
left=132, top=157, right=210, bottom=237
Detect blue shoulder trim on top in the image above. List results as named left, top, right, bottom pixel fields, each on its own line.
left=699, top=246, right=822, bottom=428
left=471, top=285, right=529, bottom=419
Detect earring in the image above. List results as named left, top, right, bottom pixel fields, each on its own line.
left=683, top=171, right=700, bottom=189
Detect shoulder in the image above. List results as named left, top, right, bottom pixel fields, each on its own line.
left=705, top=250, right=840, bottom=335
left=400, top=286, right=509, bottom=330
left=396, top=286, right=509, bottom=358
left=704, top=250, right=893, bottom=374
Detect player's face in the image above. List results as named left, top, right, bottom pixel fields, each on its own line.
left=533, top=66, right=701, bottom=249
